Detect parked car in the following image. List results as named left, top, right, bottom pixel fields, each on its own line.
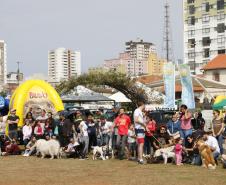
left=148, top=109, right=176, bottom=128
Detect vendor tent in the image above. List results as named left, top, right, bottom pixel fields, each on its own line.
left=109, top=92, right=131, bottom=103
left=61, top=85, right=114, bottom=104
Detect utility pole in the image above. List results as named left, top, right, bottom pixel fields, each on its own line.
left=163, top=0, right=174, bottom=63
left=16, top=61, right=22, bottom=85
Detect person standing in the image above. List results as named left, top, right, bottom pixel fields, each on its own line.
left=144, top=114, right=156, bottom=156
left=79, top=118, right=89, bottom=159
left=7, top=109, right=19, bottom=139
left=179, top=104, right=192, bottom=146
left=212, top=110, right=224, bottom=154
left=114, top=107, right=131, bottom=160
left=133, top=102, right=146, bottom=164
left=58, top=112, right=73, bottom=147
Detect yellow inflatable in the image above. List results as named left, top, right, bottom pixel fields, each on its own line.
left=9, top=80, right=64, bottom=127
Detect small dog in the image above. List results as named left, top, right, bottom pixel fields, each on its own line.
left=153, top=146, right=175, bottom=164
left=196, top=140, right=216, bottom=170
left=92, top=145, right=108, bottom=160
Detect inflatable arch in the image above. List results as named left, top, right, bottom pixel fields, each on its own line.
left=9, top=80, right=64, bottom=127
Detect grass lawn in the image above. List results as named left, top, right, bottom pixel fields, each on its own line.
left=0, top=156, right=225, bottom=185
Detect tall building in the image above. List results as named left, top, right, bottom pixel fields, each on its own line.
left=48, top=48, right=81, bottom=82
left=103, top=40, right=165, bottom=76
left=184, top=0, right=226, bottom=74
left=0, top=40, right=7, bottom=86
left=147, top=53, right=165, bottom=76
left=125, top=39, right=155, bottom=60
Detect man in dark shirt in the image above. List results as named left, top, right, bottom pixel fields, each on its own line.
left=58, top=112, right=73, bottom=147
left=7, top=109, right=19, bottom=140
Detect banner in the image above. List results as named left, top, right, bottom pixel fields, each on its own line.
left=163, top=62, right=175, bottom=108
left=179, top=64, right=195, bottom=109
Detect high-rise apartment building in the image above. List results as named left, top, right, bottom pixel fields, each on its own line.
left=48, top=48, right=81, bottom=82
left=0, top=40, right=7, bottom=86
left=125, top=39, right=155, bottom=60
left=184, top=0, right=226, bottom=74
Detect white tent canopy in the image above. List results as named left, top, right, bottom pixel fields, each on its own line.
left=109, top=92, right=132, bottom=103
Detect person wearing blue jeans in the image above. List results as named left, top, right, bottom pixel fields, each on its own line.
left=212, top=110, right=225, bottom=154
left=179, top=105, right=193, bottom=147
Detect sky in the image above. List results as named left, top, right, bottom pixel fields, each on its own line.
left=0, top=0, right=183, bottom=77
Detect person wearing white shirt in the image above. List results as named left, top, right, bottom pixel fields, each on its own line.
left=22, top=120, right=32, bottom=146
left=99, top=117, right=113, bottom=147
left=79, top=120, right=89, bottom=159
left=0, top=115, right=7, bottom=135
left=133, top=101, right=146, bottom=164
left=203, top=133, right=220, bottom=160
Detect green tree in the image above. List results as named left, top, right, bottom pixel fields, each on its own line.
left=56, top=71, right=148, bottom=108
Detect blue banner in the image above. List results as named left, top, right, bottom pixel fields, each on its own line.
left=179, top=64, right=195, bottom=109
left=163, top=62, right=175, bottom=108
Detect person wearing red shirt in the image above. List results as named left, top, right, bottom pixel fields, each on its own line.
left=114, top=108, right=131, bottom=160
left=144, top=114, right=156, bottom=156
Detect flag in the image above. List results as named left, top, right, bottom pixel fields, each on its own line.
left=163, top=62, right=175, bottom=108
left=179, top=64, right=195, bottom=109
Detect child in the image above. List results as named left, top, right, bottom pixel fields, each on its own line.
left=175, top=138, right=183, bottom=166
left=127, top=124, right=136, bottom=160
left=145, top=114, right=156, bottom=156
left=34, top=120, right=44, bottom=139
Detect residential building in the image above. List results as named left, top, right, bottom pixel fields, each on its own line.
left=6, top=72, right=23, bottom=84
left=147, top=53, right=165, bottom=76
left=103, top=39, right=165, bottom=76
left=48, top=48, right=81, bottom=82
left=0, top=40, right=7, bottom=86
left=202, top=54, right=226, bottom=82
left=183, top=0, right=226, bottom=74
left=88, top=67, right=108, bottom=74
left=125, top=39, right=155, bottom=60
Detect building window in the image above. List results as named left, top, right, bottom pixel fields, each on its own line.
left=203, top=48, right=210, bottom=58
left=216, top=23, right=225, bottom=33
left=213, top=72, right=220, bottom=82
left=189, top=5, right=195, bottom=14
left=202, top=2, right=210, bottom=12
left=188, top=30, right=195, bottom=37
left=217, top=36, right=225, bottom=44
left=202, top=37, right=211, bottom=46
left=188, top=51, right=195, bottom=59
left=188, top=39, right=196, bottom=48
left=217, top=0, right=224, bottom=10
left=202, top=28, right=210, bottom=34
left=188, top=16, right=195, bottom=25
left=218, top=49, right=225, bottom=54
left=187, top=0, right=195, bottom=4
left=217, top=13, right=225, bottom=21
left=202, top=15, right=210, bottom=23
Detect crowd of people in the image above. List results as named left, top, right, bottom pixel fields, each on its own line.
left=0, top=103, right=226, bottom=168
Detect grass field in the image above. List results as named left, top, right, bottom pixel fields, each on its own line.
left=0, top=156, right=225, bottom=185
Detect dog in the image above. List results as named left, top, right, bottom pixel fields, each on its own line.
left=153, top=146, right=175, bottom=164
left=31, top=139, right=60, bottom=159
left=196, top=140, right=216, bottom=170
left=92, top=145, right=108, bottom=160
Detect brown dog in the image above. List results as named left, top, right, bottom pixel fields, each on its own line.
left=196, top=139, right=216, bottom=170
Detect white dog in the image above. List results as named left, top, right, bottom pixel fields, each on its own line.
left=31, top=139, right=60, bottom=159
left=154, top=146, right=175, bottom=164
left=92, top=145, right=108, bottom=160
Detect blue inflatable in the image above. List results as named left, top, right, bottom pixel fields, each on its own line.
left=0, top=96, right=9, bottom=116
